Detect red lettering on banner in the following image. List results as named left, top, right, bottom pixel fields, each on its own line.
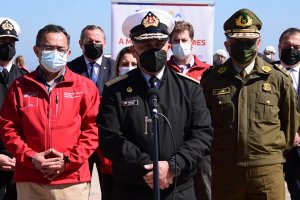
left=119, top=38, right=133, bottom=45
left=192, top=39, right=206, bottom=46
left=126, top=38, right=132, bottom=45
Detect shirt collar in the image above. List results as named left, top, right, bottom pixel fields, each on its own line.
left=84, top=55, right=103, bottom=66
left=281, top=62, right=300, bottom=72
left=141, top=66, right=165, bottom=83
left=233, top=60, right=255, bottom=75
left=0, top=62, right=13, bottom=72
left=172, top=55, right=195, bottom=69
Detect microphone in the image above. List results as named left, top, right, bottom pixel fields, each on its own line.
left=146, top=88, right=160, bottom=113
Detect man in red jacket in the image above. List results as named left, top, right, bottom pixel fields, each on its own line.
left=167, top=20, right=212, bottom=200
left=0, top=24, right=99, bottom=200
left=167, top=20, right=210, bottom=81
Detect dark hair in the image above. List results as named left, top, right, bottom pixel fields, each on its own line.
left=80, top=25, right=106, bottom=41
left=170, top=21, right=194, bottom=40
left=35, top=24, right=70, bottom=47
left=113, top=46, right=132, bottom=76
left=279, top=28, right=300, bottom=45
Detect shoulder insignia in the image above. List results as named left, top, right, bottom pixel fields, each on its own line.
left=105, top=74, right=128, bottom=87
left=177, top=72, right=200, bottom=84
left=217, top=67, right=227, bottom=74
left=261, top=65, right=272, bottom=73
left=273, top=64, right=290, bottom=77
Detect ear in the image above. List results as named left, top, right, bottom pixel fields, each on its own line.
left=224, top=41, right=230, bottom=53
left=66, top=50, right=72, bottom=59
left=79, top=40, right=84, bottom=50
left=256, top=38, right=261, bottom=50
left=33, top=46, right=40, bottom=57
left=103, top=40, right=107, bottom=49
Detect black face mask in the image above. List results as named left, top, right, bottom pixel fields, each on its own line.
left=230, top=39, right=257, bottom=65
left=84, top=43, right=103, bottom=60
left=0, top=43, right=16, bottom=61
left=280, top=48, right=300, bottom=66
left=138, top=48, right=167, bottom=73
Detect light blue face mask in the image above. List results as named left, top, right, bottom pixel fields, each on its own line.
left=41, top=50, right=67, bottom=73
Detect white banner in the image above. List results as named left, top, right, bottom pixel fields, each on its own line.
left=111, top=1, right=215, bottom=65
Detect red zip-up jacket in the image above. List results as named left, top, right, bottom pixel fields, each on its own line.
left=167, top=55, right=210, bottom=81
left=0, top=67, right=99, bottom=185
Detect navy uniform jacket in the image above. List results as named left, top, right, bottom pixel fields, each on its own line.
left=0, top=64, right=27, bottom=156
left=67, top=55, right=115, bottom=95
left=97, top=66, right=213, bottom=199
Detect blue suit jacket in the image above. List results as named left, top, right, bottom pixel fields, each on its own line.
left=67, top=55, right=115, bottom=95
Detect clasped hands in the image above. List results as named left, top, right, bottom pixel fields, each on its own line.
left=143, top=161, right=174, bottom=190
left=32, top=148, right=65, bottom=181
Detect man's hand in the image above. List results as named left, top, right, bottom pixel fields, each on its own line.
left=42, top=149, right=65, bottom=180
left=143, top=161, right=174, bottom=190
left=32, top=149, right=66, bottom=180
left=0, top=154, right=15, bottom=171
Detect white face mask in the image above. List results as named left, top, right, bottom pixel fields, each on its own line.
left=118, top=66, right=136, bottom=75
left=41, top=50, right=67, bottom=73
left=171, top=43, right=192, bottom=59
left=266, top=54, right=272, bottom=60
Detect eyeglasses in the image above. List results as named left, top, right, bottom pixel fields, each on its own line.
left=38, top=45, right=69, bottom=56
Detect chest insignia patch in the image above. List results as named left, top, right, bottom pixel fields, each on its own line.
left=262, top=83, right=271, bottom=91
left=121, top=100, right=138, bottom=107
left=127, top=87, right=133, bottom=93
left=213, top=87, right=230, bottom=95
left=262, top=66, right=272, bottom=73
left=217, top=67, right=227, bottom=74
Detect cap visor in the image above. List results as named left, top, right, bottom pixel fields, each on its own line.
left=226, top=32, right=259, bottom=39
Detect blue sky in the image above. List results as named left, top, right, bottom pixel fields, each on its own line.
left=2, top=0, right=300, bottom=71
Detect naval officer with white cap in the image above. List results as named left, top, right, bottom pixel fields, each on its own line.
left=97, top=8, right=213, bottom=200
left=0, top=17, right=27, bottom=200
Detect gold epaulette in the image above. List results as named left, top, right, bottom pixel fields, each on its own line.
left=273, top=64, right=290, bottom=77
left=105, top=74, right=128, bottom=87
left=176, top=72, right=200, bottom=84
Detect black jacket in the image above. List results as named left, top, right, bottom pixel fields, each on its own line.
left=67, top=55, right=115, bottom=95
left=0, top=64, right=28, bottom=156
left=97, top=67, right=213, bottom=200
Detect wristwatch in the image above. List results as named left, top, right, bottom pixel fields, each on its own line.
left=167, top=160, right=181, bottom=177
left=63, top=155, right=70, bottom=163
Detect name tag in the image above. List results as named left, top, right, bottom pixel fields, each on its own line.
left=121, top=100, right=139, bottom=107
left=213, top=87, right=230, bottom=95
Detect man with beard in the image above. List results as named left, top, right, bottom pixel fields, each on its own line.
left=97, top=9, right=213, bottom=200
left=277, top=28, right=300, bottom=200
left=201, top=9, right=300, bottom=200
left=67, top=25, right=115, bottom=200
left=0, top=17, right=27, bottom=200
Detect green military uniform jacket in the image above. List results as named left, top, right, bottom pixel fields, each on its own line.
left=201, top=56, right=300, bottom=167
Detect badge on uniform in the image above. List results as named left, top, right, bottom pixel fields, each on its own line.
left=121, top=100, right=138, bottom=107
left=213, top=87, right=230, bottom=95
left=261, top=66, right=272, bottom=73
left=262, top=83, right=272, bottom=91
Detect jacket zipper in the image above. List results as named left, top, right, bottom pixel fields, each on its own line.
left=56, top=94, right=58, bottom=118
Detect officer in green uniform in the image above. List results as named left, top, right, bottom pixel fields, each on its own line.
left=201, top=8, right=300, bottom=200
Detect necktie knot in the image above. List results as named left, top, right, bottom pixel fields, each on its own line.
left=240, top=69, right=247, bottom=79
left=1, top=68, right=8, bottom=84
left=149, top=76, right=159, bottom=88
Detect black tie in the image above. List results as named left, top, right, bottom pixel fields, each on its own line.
left=149, top=76, right=159, bottom=89
left=1, top=68, right=8, bottom=84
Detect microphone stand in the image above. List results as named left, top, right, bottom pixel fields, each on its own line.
left=149, top=91, right=160, bottom=200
